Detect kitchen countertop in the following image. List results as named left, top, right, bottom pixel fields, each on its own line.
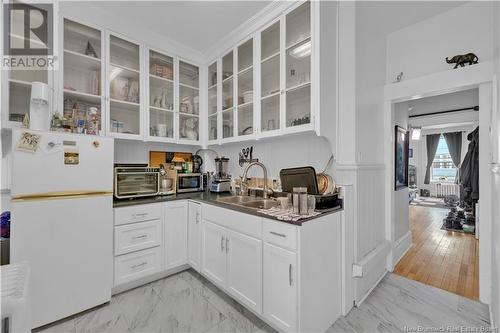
left=113, top=191, right=343, bottom=226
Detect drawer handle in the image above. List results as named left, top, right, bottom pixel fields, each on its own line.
left=133, top=213, right=148, bottom=218
left=270, top=231, right=286, bottom=238
left=226, top=238, right=229, bottom=253
left=133, top=234, right=147, bottom=240
left=289, top=264, right=293, bottom=286
left=132, top=262, right=147, bottom=269
left=221, top=236, right=225, bottom=252
left=196, top=212, right=200, bottom=224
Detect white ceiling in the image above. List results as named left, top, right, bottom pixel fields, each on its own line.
left=92, top=1, right=271, bottom=55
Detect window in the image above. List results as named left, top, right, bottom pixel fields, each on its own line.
left=431, top=135, right=457, bottom=182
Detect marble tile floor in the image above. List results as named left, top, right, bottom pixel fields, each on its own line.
left=36, top=270, right=490, bottom=333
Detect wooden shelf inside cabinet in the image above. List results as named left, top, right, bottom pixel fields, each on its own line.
left=64, top=89, right=101, bottom=104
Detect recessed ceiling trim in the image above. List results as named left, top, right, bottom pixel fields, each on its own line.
left=203, top=0, right=293, bottom=62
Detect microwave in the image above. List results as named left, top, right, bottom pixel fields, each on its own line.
left=177, top=173, right=203, bottom=193
left=114, top=164, right=159, bottom=199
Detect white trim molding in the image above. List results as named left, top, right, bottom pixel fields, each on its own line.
left=391, top=231, right=412, bottom=270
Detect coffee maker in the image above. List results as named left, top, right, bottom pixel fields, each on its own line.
left=210, top=157, right=231, bottom=193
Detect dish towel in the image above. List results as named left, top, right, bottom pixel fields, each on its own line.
left=257, top=207, right=321, bottom=222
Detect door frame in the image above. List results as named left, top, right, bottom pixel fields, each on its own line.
left=383, top=61, right=495, bottom=304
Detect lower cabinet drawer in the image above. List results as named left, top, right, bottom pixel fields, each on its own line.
left=114, top=247, right=161, bottom=286
left=263, top=218, right=298, bottom=251
left=114, top=219, right=161, bottom=255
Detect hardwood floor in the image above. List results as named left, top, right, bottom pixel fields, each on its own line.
left=394, top=205, right=479, bottom=300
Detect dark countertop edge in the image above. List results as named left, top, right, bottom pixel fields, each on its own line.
left=113, top=192, right=343, bottom=226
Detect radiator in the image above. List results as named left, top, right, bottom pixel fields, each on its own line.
left=435, top=183, right=459, bottom=197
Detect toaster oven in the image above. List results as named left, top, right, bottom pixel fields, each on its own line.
left=114, top=164, right=159, bottom=199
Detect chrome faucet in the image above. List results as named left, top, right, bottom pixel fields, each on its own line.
left=241, top=162, right=269, bottom=199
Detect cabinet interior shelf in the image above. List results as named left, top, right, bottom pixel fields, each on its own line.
left=286, top=81, right=311, bottom=93
left=208, top=84, right=217, bottom=90
left=222, top=107, right=234, bottom=113
left=238, top=101, right=253, bottom=109
left=64, top=89, right=101, bottom=103
left=64, top=49, right=101, bottom=63
left=8, top=78, right=32, bottom=87
left=238, top=66, right=253, bottom=75
left=110, top=62, right=140, bottom=74
left=222, top=75, right=233, bottom=83
left=150, top=74, right=173, bottom=84
left=179, top=112, right=199, bottom=117
left=286, top=35, right=311, bottom=51
left=150, top=106, right=174, bottom=112
left=179, top=82, right=199, bottom=91
left=261, top=91, right=280, bottom=101
left=110, top=98, right=140, bottom=110
left=261, top=52, right=280, bottom=64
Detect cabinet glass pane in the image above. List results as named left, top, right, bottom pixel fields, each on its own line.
left=208, top=86, right=217, bottom=115
left=64, top=19, right=101, bottom=59
left=238, top=39, right=253, bottom=72
left=150, top=51, right=173, bottom=80
left=262, top=22, right=280, bottom=60
left=208, top=114, right=218, bottom=141
left=8, top=81, right=30, bottom=122
left=222, top=110, right=234, bottom=138
left=286, top=39, right=311, bottom=89
left=223, top=78, right=233, bottom=110
left=261, top=55, right=280, bottom=98
left=179, top=114, right=199, bottom=141
left=110, top=35, right=139, bottom=71
left=222, top=52, right=233, bottom=80
left=180, top=61, right=199, bottom=88
left=238, top=104, right=253, bottom=136
left=179, top=85, right=199, bottom=115
left=150, top=77, right=173, bottom=111
left=286, top=85, right=310, bottom=127
left=109, top=35, right=140, bottom=135
left=150, top=109, right=174, bottom=138
left=208, top=62, right=217, bottom=87
left=9, top=70, right=47, bottom=84
left=286, top=2, right=311, bottom=48
left=238, top=69, right=253, bottom=105
left=261, top=95, right=280, bottom=132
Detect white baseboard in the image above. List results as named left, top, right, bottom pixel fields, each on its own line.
left=356, top=270, right=388, bottom=307
left=392, top=231, right=412, bottom=270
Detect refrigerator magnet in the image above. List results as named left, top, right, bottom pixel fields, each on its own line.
left=16, top=132, right=41, bottom=153
left=64, top=150, right=79, bottom=165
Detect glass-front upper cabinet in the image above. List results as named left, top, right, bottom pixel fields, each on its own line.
left=285, top=1, right=311, bottom=130
left=178, top=60, right=199, bottom=141
left=62, top=19, right=103, bottom=135
left=222, top=51, right=234, bottom=139
left=237, top=39, right=254, bottom=137
left=108, top=34, right=141, bottom=137
left=208, top=61, right=218, bottom=142
left=148, top=50, right=174, bottom=141
left=260, top=21, right=281, bottom=135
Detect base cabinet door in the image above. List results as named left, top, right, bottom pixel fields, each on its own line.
left=263, top=243, right=298, bottom=332
left=202, top=220, right=227, bottom=286
left=188, top=202, right=202, bottom=271
left=164, top=201, right=188, bottom=270
left=227, top=230, right=262, bottom=313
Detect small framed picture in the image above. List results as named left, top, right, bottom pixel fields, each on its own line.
left=409, top=148, right=413, bottom=158
left=395, top=126, right=409, bottom=190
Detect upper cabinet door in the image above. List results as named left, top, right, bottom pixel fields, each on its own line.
left=178, top=60, right=200, bottom=142
left=62, top=19, right=104, bottom=136
left=147, top=49, right=175, bottom=141
left=222, top=51, right=235, bottom=140
left=236, top=39, right=254, bottom=138
left=285, top=1, right=312, bottom=132
left=260, top=20, right=281, bottom=136
left=208, top=61, right=219, bottom=142
left=108, top=34, right=142, bottom=139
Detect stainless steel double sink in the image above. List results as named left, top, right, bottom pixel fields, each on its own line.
left=216, top=195, right=280, bottom=210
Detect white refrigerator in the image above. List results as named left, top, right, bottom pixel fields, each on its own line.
left=10, top=129, right=114, bottom=329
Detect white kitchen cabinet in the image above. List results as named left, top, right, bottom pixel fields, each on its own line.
left=202, top=219, right=228, bottom=286
left=164, top=201, right=188, bottom=270
left=106, top=32, right=143, bottom=140
left=114, top=246, right=162, bottom=286
left=263, top=242, right=298, bottom=332
left=178, top=60, right=200, bottom=143
left=227, top=230, right=262, bottom=313
left=188, top=201, right=202, bottom=271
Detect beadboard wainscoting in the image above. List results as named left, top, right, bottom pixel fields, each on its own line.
left=334, top=164, right=387, bottom=307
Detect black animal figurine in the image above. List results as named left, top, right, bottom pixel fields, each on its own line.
left=445, top=53, right=478, bottom=69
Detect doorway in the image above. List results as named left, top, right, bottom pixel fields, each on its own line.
left=383, top=63, right=494, bottom=304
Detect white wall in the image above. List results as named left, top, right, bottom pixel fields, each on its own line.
left=393, top=102, right=410, bottom=241
left=207, top=132, right=332, bottom=180
left=386, top=2, right=494, bottom=83
left=114, top=140, right=198, bottom=164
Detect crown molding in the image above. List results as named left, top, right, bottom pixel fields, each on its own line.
left=202, top=0, right=296, bottom=63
